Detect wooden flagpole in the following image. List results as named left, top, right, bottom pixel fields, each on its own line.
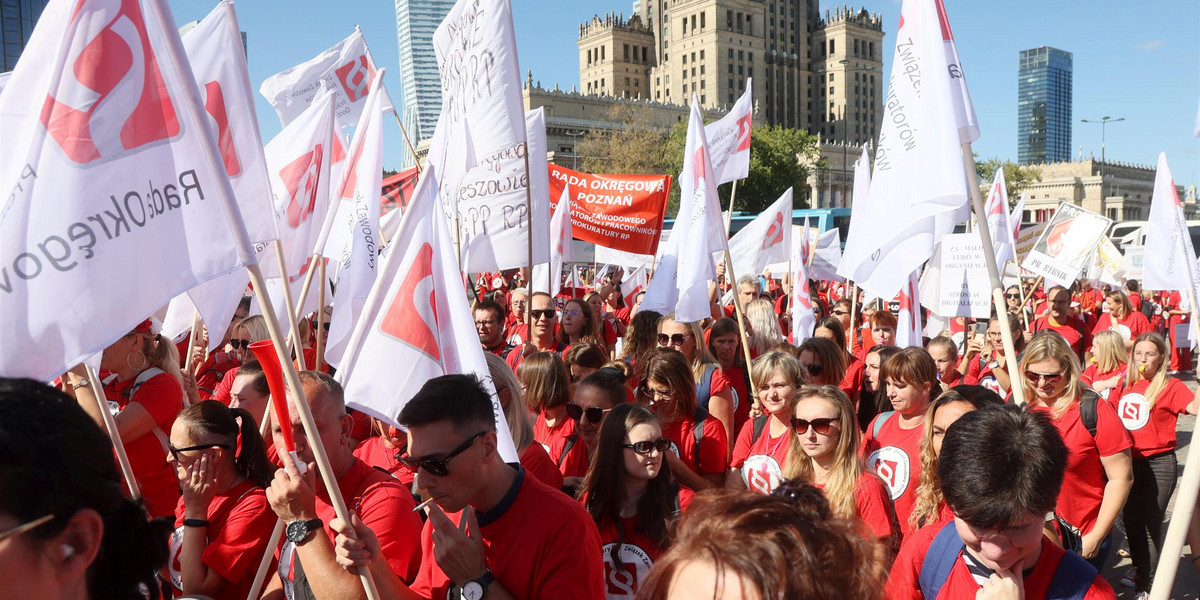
left=720, top=180, right=760, bottom=407
left=314, top=260, right=327, bottom=373
left=184, top=309, right=202, bottom=377
left=273, top=240, right=307, bottom=370
left=848, top=282, right=859, bottom=352
left=85, top=367, right=141, bottom=500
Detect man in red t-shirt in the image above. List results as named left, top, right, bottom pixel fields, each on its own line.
left=474, top=300, right=515, bottom=357
left=1031, top=286, right=1091, bottom=361
left=506, top=293, right=566, bottom=371
left=505, top=288, right=529, bottom=347
left=887, top=405, right=1115, bottom=600
left=331, top=374, right=606, bottom=600
left=263, top=372, right=423, bottom=600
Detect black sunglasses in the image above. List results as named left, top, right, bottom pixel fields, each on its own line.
left=397, top=431, right=486, bottom=477
left=168, top=443, right=231, bottom=462
left=229, top=338, right=252, bottom=349
left=1005, top=293, right=1021, bottom=299
left=311, top=320, right=331, bottom=332
left=657, top=333, right=689, bottom=346
left=623, top=438, right=671, bottom=455
left=530, top=309, right=556, bottom=320
left=565, top=404, right=612, bottom=424
left=790, top=417, right=838, bottom=436
left=801, top=362, right=824, bottom=377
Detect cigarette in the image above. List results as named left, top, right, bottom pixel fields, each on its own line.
left=413, top=497, right=436, bottom=513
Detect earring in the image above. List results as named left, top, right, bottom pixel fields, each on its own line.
left=61, top=544, right=75, bottom=559
left=126, top=350, right=148, bottom=371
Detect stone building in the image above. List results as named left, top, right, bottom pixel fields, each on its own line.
left=1017, top=155, right=1197, bottom=223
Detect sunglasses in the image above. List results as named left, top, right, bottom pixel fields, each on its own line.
left=791, top=417, right=839, bottom=436
left=311, top=320, right=331, bottom=332
left=1024, top=370, right=1064, bottom=385
left=1005, top=293, right=1021, bottom=299
left=565, top=404, right=612, bottom=424
left=168, top=442, right=231, bottom=462
left=623, top=438, right=672, bottom=455
left=831, top=309, right=850, bottom=316
left=801, top=362, right=824, bottom=377
left=396, top=431, right=486, bottom=477
left=657, top=333, right=690, bottom=346
left=530, top=309, right=556, bottom=320
left=0, top=514, right=55, bottom=543
left=229, top=338, right=252, bottom=350
left=563, top=310, right=583, bottom=318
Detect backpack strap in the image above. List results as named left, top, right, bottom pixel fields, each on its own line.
left=695, top=364, right=717, bottom=409
left=872, top=411, right=896, bottom=439
left=918, top=521, right=965, bottom=600
left=1078, top=390, right=1099, bottom=438
left=1045, top=548, right=1099, bottom=600
left=750, top=414, right=770, bottom=445
left=557, top=433, right=579, bottom=467
left=692, top=406, right=710, bottom=471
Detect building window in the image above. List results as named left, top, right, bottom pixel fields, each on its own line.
left=700, top=12, right=705, bottom=29
left=701, top=94, right=706, bottom=103
left=681, top=17, right=687, bottom=34
left=829, top=73, right=834, bottom=82
left=728, top=64, right=733, bottom=73
left=691, top=14, right=696, bottom=31
left=728, top=49, right=734, bottom=59
left=748, top=52, right=753, bottom=62
left=601, top=46, right=605, bottom=60
left=700, top=80, right=705, bottom=89
left=683, top=54, right=688, bottom=64
left=854, top=39, right=860, bottom=55
left=624, top=44, right=630, bottom=61
left=700, top=50, right=705, bottom=60
left=829, top=40, right=835, bottom=55
left=738, top=65, right=743, bottom=74
left=691, top=52, right=696, bottom=62
left=727, top=10, right=733, bottom=28
left=738, top=50, right=744, bottom=60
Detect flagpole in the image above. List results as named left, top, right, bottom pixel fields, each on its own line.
left=1148, top=288, right=1200, bottom=600
left=962, top=142, right=1024, bottom=406
left=245, top=520, right=285, bottom=600
left=391, top=110, right=422, bottom=175
left=314, top=260, right=327, bottom=372
left=85, top=367, right=141, bottom=500
left=523, top=142, right=544, bottom=305
left=273, top=241, right=307, bottom=370
left=294, top=254, right=321, bottom=323
left=720, top=179, right=759, bottom=407
left=184, top=309, right=202, bottom=377
left=849, top=282, right=859, bottom=352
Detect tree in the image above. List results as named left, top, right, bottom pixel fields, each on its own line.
left=576, top=103, right=672, bottom=176
left=976, top=157, right=1042, bottom=205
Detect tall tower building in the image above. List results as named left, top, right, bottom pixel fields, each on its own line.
left=395, top=0, right=455, bottom=167
left=1017, top=46, right=1072, bottom=165
left=1, top=0, right=51, bottom=72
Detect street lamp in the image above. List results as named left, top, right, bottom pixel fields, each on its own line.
left=565, top=130, right=585, bottom=170
left=818, top=58, right=875, bottom=208
left=1081, top=116, right=1125, bottom=214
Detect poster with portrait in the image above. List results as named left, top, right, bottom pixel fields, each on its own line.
left=1021, top=203, right=1112, bottom=289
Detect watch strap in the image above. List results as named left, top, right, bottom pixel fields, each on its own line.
left=182, top=518, right=209, bottom=528
left=472, top=570, right=494, bottom=590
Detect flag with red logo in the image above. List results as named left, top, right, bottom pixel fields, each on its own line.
left=258, top=28, right=394, bottom=131
left=532, top=185, right=574, bottom=298
left=0, top=0, right=258, bottom=380
left=380, top=167, right=419, bottom=217
left=981, top=168, right=1016, bottom=265
left=1010, top=192, right=1025, bottom=240
left=621, top=264, right=648, bottom=306
left=338, top=164, right=518, bottom=461
left=703, top=78, right=752, bottom=185
left=726, top=188, right=793, bottom=280
left=1144, top=153, right=1200, bottom=300
left=790, top=232, right=815, bottom=345
left=896, top=270, right=924, bottom=348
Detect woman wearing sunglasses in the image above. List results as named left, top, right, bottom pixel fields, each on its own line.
left=727, top=352, right=806, bottom=495
left=657, top=314, right=736, bottom=459
left=782, top=385, right=898, bottom=553
left=558, top=298, right=607, bottom=354
left=1020, top=331, right=1132, bottom=571
left=564, top=343, right=607, bottom=395
left=560, top=367, right=629, bottom=490
left=640, top=347, right=728, bottom=510
left=165, top=401, right=277, bottom=600
left=581, top=403, right=677, bottom=599
left=797, top=337, right=848, bottom=389
left=206, top=315, right=269, bottom=404
left=706, top=317, right=751, bottom=431
left=1109, top=332, right=1198, bottom=594
left=1081, top=330, right=1128, bottom=401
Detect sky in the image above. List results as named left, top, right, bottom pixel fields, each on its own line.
left=165, top=0, right=1200, bottom=185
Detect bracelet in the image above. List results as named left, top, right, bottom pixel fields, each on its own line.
left=183, top=519, right=210, bottom=528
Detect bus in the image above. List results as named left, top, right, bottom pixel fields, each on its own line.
left=664, top=207, right=852, bottom=247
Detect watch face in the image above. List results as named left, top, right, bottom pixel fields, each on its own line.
left=461, top=581, right=483, bottom=600
left=286, top=520, right=309, bottom=543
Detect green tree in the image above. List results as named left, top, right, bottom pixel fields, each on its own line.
left=975, top=157, right=1042, bottom=205
left=576, top=104, right=672, bottom=176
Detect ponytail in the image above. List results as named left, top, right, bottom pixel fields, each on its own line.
left=142, top=332, right=184, bottom=392
left=229, top=407, right=276, bottom=488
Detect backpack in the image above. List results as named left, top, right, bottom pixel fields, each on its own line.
left=918, top=521, right=1096, bottom=600
left=1078, top=389, right=1099, bottom=438
left=871, top=410, right=896, bottom=439
left=695, top=364, right=718, bottom=408
left=690, top=405, right=710, bottom=471
left=750, top=414, right=770, bottom=445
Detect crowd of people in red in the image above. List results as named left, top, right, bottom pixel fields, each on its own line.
left=2, top=266, right=1200, bottom=600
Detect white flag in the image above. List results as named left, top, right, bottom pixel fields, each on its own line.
left=671, top=97, right=727, bottom=322
left=0, top=0, right=254, bottom=381
left=704, top=79, right=752, bottom=185
left=837, top=0, right=973, bottom=300
left=727, top=188, right=792, bottom=280
left=790, top=243, right=816, bottom=345
left=324, top=70, right=386, bottom=368
left=933, top=0, right=980, bottom=144
left=896, top=270, right=923, bottom=348
left=1143, top=153, right=1200, bottom=298
left=1010, top=192, right=1026, bottom=240
left=0, top=71, right=9, bottom=96
left=532, top=185, right=574, bottom=298
left=258, top=29, right=394, bottom=130
left=339, top=165, right=518, bottom=462
left=621, top=264, right=648, bottom=306
left=982, top=168, right=1016, bottom=265
left=187, top=270, right=250, bottom=352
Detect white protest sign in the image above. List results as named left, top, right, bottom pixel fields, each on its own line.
left=1020, top=202, right=1112, bottom=289
left=1122, top=246, right=1144, bottom=280
left=937, top=234, right=991, bottom=318
left=1014, top=221, right=1047, bottom=263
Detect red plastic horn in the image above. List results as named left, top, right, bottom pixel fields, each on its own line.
left=248, top=340, right=295, bottom=452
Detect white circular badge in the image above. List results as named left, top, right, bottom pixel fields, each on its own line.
left=867, top=446, right=911, bottom=500
left=740, top=455, right=782, bottom=494
left=1117, top=393, right=1150, bottom=431
left=601, top=542, right=655, bottom=599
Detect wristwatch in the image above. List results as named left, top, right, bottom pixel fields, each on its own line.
left=285, top=518, right=323, bottom=544
left=71, top=378, right=90, bottom=391
left=461, top=570, right=494, bottom=600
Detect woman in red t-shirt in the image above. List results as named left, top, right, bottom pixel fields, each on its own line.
left=657, top=315, right=736, bottom=458
left=726, top=351, right=804, bottom=495
left=487, top=353, right=563, bottom=491
left=558, top=298, right=607, bottom=354
left=814, top=317, right=863, bottom=411
left=1020, top=332, right=1133, bottom=572
left=1092, top=290, right=1152, bottom=352
left=797, top=338, right=848, bottom=391
left=564, top=343, right=606, bottom=397
left=706, top=318, right=751, bottom=431
left=1110, top=333, right=1199, bottom=594
left=585, top=290, right=625, bottom=346
left=560, top=368, right=629, bottom=489
left=352, top=418, right=417, bottom=489
left=783, top=385, right=899, bottom=553
left=581, top=404, right=678, bottom=599
left=518, top=351, right=577, bottom=465
left=166, top=401, right=278, bottom=600
left=1081, top=330, right=1128, bottom=401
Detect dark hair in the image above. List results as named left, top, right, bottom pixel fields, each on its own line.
left=177, top=401, right=275, bottom=489
left=237, top=295, right=252, bottom=314
left=637, top=481, right=884, bottom=600
left=938, top=404, right=1067, bottom=529
left=797, top=337, right=848, bottom=386
left=233, top=359, right=270, bottom=396
left=582, top=404, right=676, bottom=570
left=0, top=378, right=169, bottom=599
left=621, top=309, right=663, bottom=367
left=564, top=342, right=608, bottom=371
left=577, top=367, right=629, bottom=408
left=814, top=316, right=846, bottom=351
left=706, top=318, right=745, bottom=368
left=473, top=299, right=507, bottom=323
left=400, top=374, right=496, bottom=433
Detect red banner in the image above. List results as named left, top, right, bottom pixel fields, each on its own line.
left=547, top=164, right=671, bottom=256
left=380, top=166, right=420, bottom=216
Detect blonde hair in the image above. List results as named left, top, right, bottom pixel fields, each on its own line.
left=236, top=315, right=270, bottom=344
left=485, top=353, right=533, bottom=452
left=1105, top=290, right=1133, bottom=320
left=517, top=351, right=571, bottom=414
left=751, top=351, right=810, bottom=391
left=1018, top=332, right=1083, bottom=419
left=781, top=385, right=866, bottom=522
left=746, top=298, right=783, bottom=355
left=658, top=314, right=718, bottom=383
left=1125, top=333, right=1171, bottom=411
left=1090, top=330, right=1129, bottom=374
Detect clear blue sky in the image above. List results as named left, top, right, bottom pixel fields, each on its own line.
left=166, top=0, right=1200, bottom=184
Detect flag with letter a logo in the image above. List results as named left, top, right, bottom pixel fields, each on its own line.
left=726, top=188, right=792, bottom=281
left=1143, top=152, right=1200, bottom=338
left=704, top=79, right=752, bottom=185
left=896, top=270, right=923, bottom=348
left=339, top=165, right=518, bottom=462
left=0, top=0, right=253, bottom=381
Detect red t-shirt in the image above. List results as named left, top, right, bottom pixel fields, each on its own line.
left=168, top=480, right=277, bottom=600
left=729, top=417, right=791, bottom=495
left=1167, top=291, right=1190, bottom=328
left=1110, top=377, right=1194, bottom=458
left=1091, top=311, right=1151, bottom=347
left=613, top=306, right=633, bottom=326
left=559, top=439, right=591, bottom=480
left=194, top=350, right=239, bottom=400
left=103, top=371, right=183, bottom=518
left=963, top=353, right=1003, bottom=395
left=595, top=515, right=663, bottom=600
left=1028, top=400, right=1131, bottom=534
left=861, top=412, right=924, bottom=539
left=520, top=441, right=565, bottom=491
left=841, top=355, right=865, bottom=408
left=886, top=523, right=1116, bottom=600
left=1080, top=364, right=1125, bottom=402
left=533, top=413, right=576, bottom=465
left=1031, top=315, right=1091, bottom=359
left=352, top=436, right=416, bottom=489
left=505, top=322, right=530, bottom=347
left=720, top=366, right=751, bottom=431
left=657, top=409, right=729, bottom=510
left=410, top=469, right=605, bottom=600
left=1129, top=294, right=1143, bottom=312
left=937, top=369, right=962, bottom=388
left=505, top=339, right=566, bottom=371
left=815, top=471, right=898, bottom=542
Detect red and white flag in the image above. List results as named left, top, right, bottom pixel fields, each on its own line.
left=258, top=28, right=394, bottom=131
left=324, top=70, right=387, bottom=368
left=1143, top=153, right=1200, bottom=301
left=838, top=0, right=974, bottom=300
left=0, top=0, right=255, bottom=380
left=704, top=78, right=752, bottom=185
left=338, top=165, right=518, bottom=461
left=790, top=239, right=815, bottom=345
left=532, top=185, right=574, bottom=298
left=621, top=264, right=648, bottom=306
left=726, top=188, right=792, bottom=279
left=1010, top=192, right=1025, bottom=240
left=896, top=270, right=923, bottom=348
left=982, top=168, right=1016, bottom=265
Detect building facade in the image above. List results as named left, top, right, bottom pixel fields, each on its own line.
left=1, top=0, right=50, bottom=72
left=1017, top=156, right=1197, bottom=223
left=1017, top=46, right=1072, bottom=165
left=394, top=0, right=455, bottom=167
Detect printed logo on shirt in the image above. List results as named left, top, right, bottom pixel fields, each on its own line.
left=1117, top=393, right=1150, bottom=431
left=867, top=446, right=910, bottom=500
left=279, top=540, right=297, bottom=600
left=1114, top=323, right=1132, bottom=341
left=166, top=525, right=185, bottom=591
left=667, top=440, right=681, bottom=459
left=602, top=542, right=655, bottom=599
left=979, top=375, right=1001, bottom=395
left=741, top=455, right=782, bottom=494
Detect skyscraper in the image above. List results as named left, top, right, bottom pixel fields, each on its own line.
left=395, top=0, right=455, bottom=167
left=1, top=0, right=51, bottom=72
left=1017, top=46, right=1072, bottom=164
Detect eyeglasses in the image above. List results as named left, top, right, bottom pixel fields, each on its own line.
left=791, top=417, right=839, bottom=436
left=0, top=514, right=55, bottom=543
left=168, top=442, right=231, bottom=462
left=639, top=382, right=673, bottom=400
left=623, top=438, right=672, bottom=455
left=229, top=338, right=252, bottom=350
left=801, top=362, right=824, bottom=377
left=657, top=333, right=690, bottom=346
left=1024, top=370, right=1064, bottom=386
left=831, top=309, right=850, bottom=316
left=563, top=310, right=583, bottom=318
left=565, top=404, right=612, bottom=424
left=474, top=319, right=500, bottom=327
left=397, top=431, right=486, bottom=477
left=530, top=309, right=556, bottom=320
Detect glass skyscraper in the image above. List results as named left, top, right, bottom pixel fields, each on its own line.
left=1, top=0, right=51, bottom=72
left=1017, top=46, right=1072, bottom=165
left=394, top=0, right=455, bottom=167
